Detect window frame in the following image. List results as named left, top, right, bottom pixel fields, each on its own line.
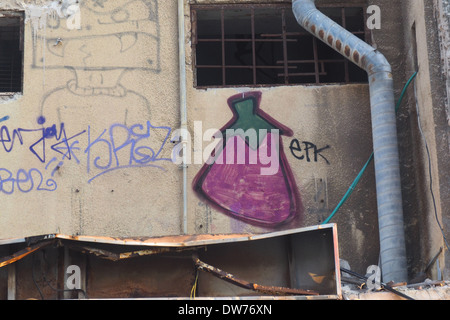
left=0, top=11, right=25, bottom=95
left=191, top=3, right=371, bottom=88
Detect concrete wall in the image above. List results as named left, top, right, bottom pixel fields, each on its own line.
left=185, top=0, right=379, bottom=275
left=0, top=0, right=182, bottom=238
left=395, top=0, right=450, bottom=280
left=0, top=0, right=380, bottom=276
left=434, top=0, right=450, bottom=124
left=0, top=0, right=448, bottom=283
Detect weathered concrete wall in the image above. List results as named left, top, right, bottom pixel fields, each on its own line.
left=434, top=0, right=450, bottom=124
left=185, top=0, right=379, bottom=275
left=396, top=0, right=450, bottom=281
left=433, top=0, right=450, bottom=281
left=0, top=0, right=381, bottom=276
left=0, top=0, right=182, bottom=238
left=5, top=0, right=449, bottom=283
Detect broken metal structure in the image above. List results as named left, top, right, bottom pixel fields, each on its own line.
left=0, top=224, right=340, bottom=300
left=0, top=0, right=448, bottom=301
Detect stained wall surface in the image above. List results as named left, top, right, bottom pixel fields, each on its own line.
left=0, top=0, right=383, bottom=275
left=397, top=0, right=450, bottom=280
left=0, top=0, right=182, bottom=238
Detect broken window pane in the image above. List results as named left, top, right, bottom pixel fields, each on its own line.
left=192, top=4, right=369, bottom=87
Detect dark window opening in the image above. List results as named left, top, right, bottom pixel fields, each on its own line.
left=0, top=13, right=24, bottom=93
left=192, top=4, right=370, bottom=88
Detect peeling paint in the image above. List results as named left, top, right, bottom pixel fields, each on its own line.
left=0, top=93, right=23, bottom=104
left=1, top=1, right=80, bottom=86
left=1, top=1, right=77, bottom=37
left=21, top=1, right=79, bottom=51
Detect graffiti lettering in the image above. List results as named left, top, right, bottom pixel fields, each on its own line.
left=85, top=120, right=172, bottom=183
left=289, top=139, right=331, bottom=165
left=0, top=116, right=86, bottom=164
left=0, top=116, right=57, bottom=195
left=0, top=117, right=173, bottom=193
left=0, top=167, right=57, bottom=194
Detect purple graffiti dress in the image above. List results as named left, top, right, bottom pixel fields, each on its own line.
left=193, top=92, right=302, bottom=227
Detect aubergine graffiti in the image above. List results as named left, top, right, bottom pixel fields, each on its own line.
left=193, top=92, right=302, bottom=227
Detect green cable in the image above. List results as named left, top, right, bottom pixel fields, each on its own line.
left=322, top=71, right=418, bottom=225
left=322, top=152, right=373, bottom=224
left=396, top=71, right=419, bottom=112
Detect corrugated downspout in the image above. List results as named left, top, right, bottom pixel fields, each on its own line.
left=292, top=0, right=408, bottom=283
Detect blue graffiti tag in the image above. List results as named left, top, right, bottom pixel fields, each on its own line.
left=85, top=120, right=172, bottom=183
left=0, top=116, right=86, bottom=164
left=0, top=117, right=173, bottom=194
left=0, top=115, right=57, bottom=194
left=0, top=116, right=74, bottom=194
left=0, top=167, right=57, bottom=194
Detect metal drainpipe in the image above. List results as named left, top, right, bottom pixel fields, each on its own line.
left=178, top=0, right=188, bottom=234
left=292, top=0, right=408, bottom=283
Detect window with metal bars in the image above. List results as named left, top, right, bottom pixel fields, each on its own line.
left=0, top=12, right=24, bottom=94
left=191, top=4, right=370, bottom=88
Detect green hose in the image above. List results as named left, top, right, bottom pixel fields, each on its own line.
left=322, top=71, right=418, bottom=225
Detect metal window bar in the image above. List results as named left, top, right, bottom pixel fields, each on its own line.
left=251, top=7, right=256, bottom=85
left=281, top=8, right=289, bottom=85
left=192, top=4, right=369, bottom=88
left=221, top=7, right=225, bottom=86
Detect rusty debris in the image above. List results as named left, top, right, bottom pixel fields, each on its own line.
left=66, top=244, right=195, bottom=261
left=56, top=233, right=255, bottom=247
left=340, top=268, right=414, bottom=300
left=0, top=239, right=56, bottom=268
left=192, top=254, right=319, bottom=296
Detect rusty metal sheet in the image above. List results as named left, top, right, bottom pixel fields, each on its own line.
left=0, top=223, right=338, bottom=248
left=66, top=244, right=194, bottom=261
left=55, top=233, right=256, bottom=247
left=0, top=224, right=340, bottom=299
left=0, top=223, right=336, bottom=248
left=0, top=239, right=56, bottom=268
